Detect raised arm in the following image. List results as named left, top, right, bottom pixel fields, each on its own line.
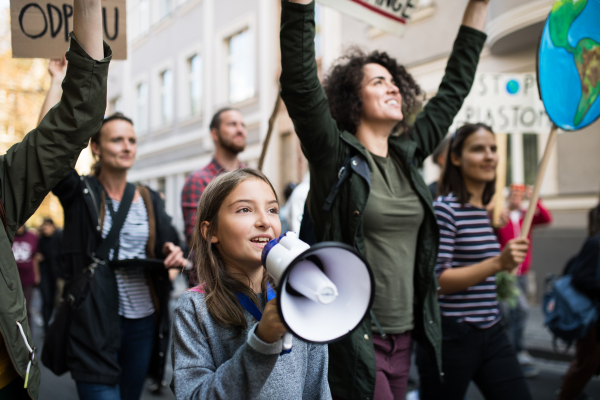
left=462, top=0, right=489, bottom=31
left=73, top=0, right=104, bottom=60
left=0, top=0, right=111, bottom=236
left=411, top=0, right=488, bottom=159
left=280, top=0, right=341, bottom=166
left=38, top=57, right=68, bottom=125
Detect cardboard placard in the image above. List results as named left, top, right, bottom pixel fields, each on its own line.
left=317, top=0, right=420, bottom=37
left=10, top=0, right=127, bottom=59
left=450, top=73, right=552, bottom=135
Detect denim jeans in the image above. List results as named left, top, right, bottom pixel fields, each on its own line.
left=416, top=320, right=532, bottom=400
left=76, top=314, right=155, bottom=400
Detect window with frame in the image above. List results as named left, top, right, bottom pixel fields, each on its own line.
left=136, top=83, right=148, bottom=133
left=188, top=54, right=202, bottom=116
left=160, top=0, right=171, bottom=19
left=160, top=69, right=173, bottom=125
left=157, top=177, right=166, bottom=197
left=522, top=133, right=539, bottom=186
left=109, top=96, right=123, bottom=114
left=139, top=0, right=149, bottom=35
left=227, top=28, right=255, bottom=104
left=505, top=132, right=539, bottom=186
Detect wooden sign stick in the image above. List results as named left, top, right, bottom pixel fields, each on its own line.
left=493, top=133, right=508, bottom=227
left=519, top=124, right=558, bottom=238
left=258, top=93, right=282, bottom=172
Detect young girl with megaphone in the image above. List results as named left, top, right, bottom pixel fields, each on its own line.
left=171, top=168, right=332, bottom=399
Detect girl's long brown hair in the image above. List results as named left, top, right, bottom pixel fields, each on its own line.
left=190, top=168, right=278, bottom=338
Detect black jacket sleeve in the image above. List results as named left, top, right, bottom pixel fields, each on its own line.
left=572, top=236, right=600, bottom=301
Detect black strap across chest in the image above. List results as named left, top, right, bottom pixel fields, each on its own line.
left=93, top=183, right=136, bottom=262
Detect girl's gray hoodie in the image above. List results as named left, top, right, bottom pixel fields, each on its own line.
left=171, top=290, right=332, bottom=399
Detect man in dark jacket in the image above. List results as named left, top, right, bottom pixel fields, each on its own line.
left=38, top=219, right=64, bottom=334
left=0, top=0, right=111, bottom=398
left=558, top=204, right=600, bottom=400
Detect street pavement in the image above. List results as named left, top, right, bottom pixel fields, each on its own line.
left=30, top=286, right=600, bottom=399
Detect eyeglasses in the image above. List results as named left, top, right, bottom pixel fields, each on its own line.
left=510, top=183, right=526, bottom=192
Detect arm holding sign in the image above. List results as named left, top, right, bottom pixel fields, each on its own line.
left=1, top=0, right=111, bottom=234
left=38, top=0, right=104, bottom=124
left=38, top=57, right=67, bottom=125
left=0, top=0, right=111, bottom=397
left=410, top=0, right=488, bottom=159
left=462, top=0, right=489, bottom=32
left=280, top=0, right=342, bottom=167
left=73, top=0, right=104, bottom=61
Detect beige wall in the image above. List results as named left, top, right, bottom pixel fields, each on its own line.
left=556, top=126, right=600, bottom=196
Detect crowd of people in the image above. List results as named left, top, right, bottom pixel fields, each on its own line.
left=1, top=0, right=600, bottom=399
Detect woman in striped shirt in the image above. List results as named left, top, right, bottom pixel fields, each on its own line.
left=416, top=123, right=532, bottom=400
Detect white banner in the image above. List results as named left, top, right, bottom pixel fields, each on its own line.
left=317, top=0, right=419, bottom=37
left=451, top=73, right=553, bottom=135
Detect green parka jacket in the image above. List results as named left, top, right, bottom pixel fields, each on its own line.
left=0, top=35, right=111, bottom=399
left=279, top=2, right=486, bottom=399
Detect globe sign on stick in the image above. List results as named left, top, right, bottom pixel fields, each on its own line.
left=519, top=0, right=599, bottom=242
left=538, top=0, right=600, bottom=130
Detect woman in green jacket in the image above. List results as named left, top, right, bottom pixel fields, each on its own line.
left=280, top=1, right=489, bottom=399
left=0, top=1, right=110, bottom=398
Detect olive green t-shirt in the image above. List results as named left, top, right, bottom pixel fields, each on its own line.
left=363, top=152, right=424, bottom=334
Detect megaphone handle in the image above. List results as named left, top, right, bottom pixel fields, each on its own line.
left=282, top=333, right=293, bottom=351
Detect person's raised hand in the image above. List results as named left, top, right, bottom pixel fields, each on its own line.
left=462, top=0, right=490, bottom=31
left=526, top=185, right=534, bottom=200
left=73, top=0, right=104, bottom=60
left=498, top=237, right=529, bottom=271
left=162, top=242, right=187, bottom=268
left=498, top=208, right=510, bottom=229
left=255, top=299, right=288, bottom=344
left=49, top=56, right=67, bottom=82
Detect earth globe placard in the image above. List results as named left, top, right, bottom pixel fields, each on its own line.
left=538, top=0, right=600, bottom=131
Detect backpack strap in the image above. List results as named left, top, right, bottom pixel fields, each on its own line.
left=323, top=154, right=354, bottom=212
left=92, top=183, right=136, bottom=263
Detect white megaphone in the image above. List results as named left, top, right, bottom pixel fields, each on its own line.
left=261, top=232, right=374, bottom=350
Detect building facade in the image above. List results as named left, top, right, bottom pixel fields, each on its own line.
left=108, top=0, right=283, bottom=238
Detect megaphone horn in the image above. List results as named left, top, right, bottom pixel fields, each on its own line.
left=262, top=232, right=375, bottom=345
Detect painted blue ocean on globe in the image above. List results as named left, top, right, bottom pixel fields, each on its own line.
left=538, top=0, right=600, bottom=131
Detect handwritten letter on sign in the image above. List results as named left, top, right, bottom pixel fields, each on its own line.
left=317, top=0, right=420, bottom=37
left=10, top=0, right=127, bottom=59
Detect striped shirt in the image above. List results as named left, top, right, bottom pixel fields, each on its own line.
left=103, top=196, right=155, bottom=319
left=434, top=194, right=501, bottom=328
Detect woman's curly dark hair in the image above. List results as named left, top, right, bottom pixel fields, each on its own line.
left=323, top=48, right=424, bottom=135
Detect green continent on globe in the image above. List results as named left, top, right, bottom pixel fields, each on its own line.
left=549, top=0, right=587, bottom=52
left=573, top=38, right=600, bottom=125
left=547, top=0, right=599, bottom=126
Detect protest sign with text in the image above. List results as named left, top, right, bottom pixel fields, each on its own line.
left=317, top=0, right=419, bottom=37
left=450, top=73, right=553, bottom=135
left=10, top=0, right=127, bottom=59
